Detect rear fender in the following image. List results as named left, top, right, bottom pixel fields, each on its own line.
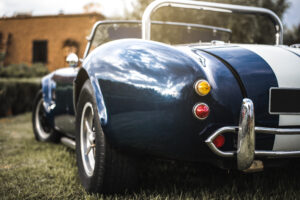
left=74, top=67, right=108, bottom=126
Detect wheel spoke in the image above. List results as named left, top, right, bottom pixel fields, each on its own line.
left=85, top=119, right=93, bottom=134
left=86, top=144, right=91, bottom=155
left=85, top=119, right=96, bottom=144
left=80, top=102, right=96, bottom=177
left=86, top=143, right=96, bottom=155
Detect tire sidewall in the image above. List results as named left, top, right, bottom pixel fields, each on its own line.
left=75, top=80, right=106, bottom=193
left=32, top=91, right=58, bottom=142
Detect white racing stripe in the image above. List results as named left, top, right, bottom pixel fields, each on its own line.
left=239, top=45, right=300, bottom=151
left=282, top=46, right=300, bottom=57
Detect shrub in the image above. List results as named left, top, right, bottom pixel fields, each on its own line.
left=0, top=63, right=48, bottom=78
left=0, top=52, right=5, bottom=63
left=30, top=63, right=49, bottom=77
left=0, top=78, right=41, bottom=117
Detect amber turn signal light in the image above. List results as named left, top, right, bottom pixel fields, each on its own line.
left=193, top=103, right=210, bottom=120
left=194, top=80, right=211, bottom=96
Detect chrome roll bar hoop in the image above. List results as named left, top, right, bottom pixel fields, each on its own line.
left=142, top=0, right=283, bottom=45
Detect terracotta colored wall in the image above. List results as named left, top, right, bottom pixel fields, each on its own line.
left=0, top=14, right=104, bottom=71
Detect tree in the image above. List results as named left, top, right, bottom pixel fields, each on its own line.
left=126, top=0, right=289, bottom=44
left=284, top=24, right=300, bottom=45
left=83, top=3, right=102, bottom=13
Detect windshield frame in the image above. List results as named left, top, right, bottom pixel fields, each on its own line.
left=83, top=20, right=232, bottom=58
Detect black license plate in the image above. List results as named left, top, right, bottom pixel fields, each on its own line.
left=269, top=88, right=300, bottom=114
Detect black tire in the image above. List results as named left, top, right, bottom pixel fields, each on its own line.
left=32, top=90, right=60, bottom=142
left=75, top=80, right=137, bottom=194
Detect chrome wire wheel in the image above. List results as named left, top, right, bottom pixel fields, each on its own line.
left=35, top=98, right=51, bottom=140
left=80, top=102, right=96, bottom=177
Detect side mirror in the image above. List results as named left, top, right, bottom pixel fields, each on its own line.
left=66, top=53, right=79, bottom=68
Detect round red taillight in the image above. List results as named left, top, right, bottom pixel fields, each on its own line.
left=193, top=103, right=210, bottom=120
left=213, top=135, right=225, bottom=148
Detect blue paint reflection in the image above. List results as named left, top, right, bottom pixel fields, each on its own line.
left=87, top=39, right=199, bottom=100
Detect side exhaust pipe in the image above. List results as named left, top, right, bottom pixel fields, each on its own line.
left=61, top=137, right=76, bottom=150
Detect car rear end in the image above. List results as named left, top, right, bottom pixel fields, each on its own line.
left=188, top=44, right=300, bottom=171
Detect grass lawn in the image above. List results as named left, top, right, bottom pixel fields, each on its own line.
left=1, top=113, right=300, bottom=199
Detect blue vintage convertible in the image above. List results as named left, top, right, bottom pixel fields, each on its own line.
left=32, top=0, right=300, bottom=193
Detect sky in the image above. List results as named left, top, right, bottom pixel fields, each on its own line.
left=0, top=0, right=135, bottom=18
left=283, top=0, right=300, bottom=28
left=0, top=0, right=299, bottom=28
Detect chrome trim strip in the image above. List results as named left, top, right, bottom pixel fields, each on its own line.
left=155, top=21, right=232, bottom=33
left=142, top=0, right=283, bottom=45
left=255, top=127, right=300, bottom=135
left=255, top=150, right=300, bottom=157
left=83, top=20, right=232, bottom=58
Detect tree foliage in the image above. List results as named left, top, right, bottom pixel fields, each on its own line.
left=127, top=0, right=290, bottom=44
left=284, top=25, right=300, bottom=45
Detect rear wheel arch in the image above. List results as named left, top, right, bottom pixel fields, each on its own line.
left=74, top=67, right=108, bottom=126
left=75, top=79, right=137, bottom=193
left=74, top=68, right=90, bottom=113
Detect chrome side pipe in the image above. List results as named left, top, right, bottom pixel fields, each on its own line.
left=237, top=98, right=255, bottom=170
left=61, top=137, right=76, bottom=150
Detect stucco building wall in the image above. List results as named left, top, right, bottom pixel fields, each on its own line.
left=0, top=13, right=104, bottom=71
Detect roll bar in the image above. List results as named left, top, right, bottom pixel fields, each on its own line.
left=142, top=0, right=283, bottom=45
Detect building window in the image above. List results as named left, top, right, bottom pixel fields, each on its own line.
left=63, top=39, right=79, bottom=66
left=32, top=40, right=47, bottom=63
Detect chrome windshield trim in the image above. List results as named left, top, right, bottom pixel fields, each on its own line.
left=83, top=20, right=140, bottom=59
left=83, top=19, right=232, bottom=59
left=154, top=21, right=232, bottom=33
left=142, top=0, right=283, bottom=45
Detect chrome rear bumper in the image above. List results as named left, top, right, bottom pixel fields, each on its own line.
left=205, top=98, right=300, bottom=170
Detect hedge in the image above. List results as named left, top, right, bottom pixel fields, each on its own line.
left=0, top=78, right=41, bottom=117
left=0, top=63, right=48, bottom=78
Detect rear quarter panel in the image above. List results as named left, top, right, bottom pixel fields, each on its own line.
left=82, top=39, right=244, bottom=161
